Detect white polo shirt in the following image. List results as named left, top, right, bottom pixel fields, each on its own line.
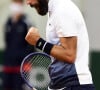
left=46, top=0, right=93, bottom=87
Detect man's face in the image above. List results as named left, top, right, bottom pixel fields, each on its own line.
left=26, top=0, right=48, bottom=16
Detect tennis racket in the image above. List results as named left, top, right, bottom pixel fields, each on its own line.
left=20, top=52, right=51, bottom=90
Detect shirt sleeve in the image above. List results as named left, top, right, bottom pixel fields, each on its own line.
left=55, top=9, right=78, bottom=37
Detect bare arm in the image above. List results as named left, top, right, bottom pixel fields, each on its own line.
left=25, top=27, right=77, bottom=64
left=50, top=37, right=77, bottom=63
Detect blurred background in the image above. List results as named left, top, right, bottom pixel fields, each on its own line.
left=0, top=0, right=100, bottom=90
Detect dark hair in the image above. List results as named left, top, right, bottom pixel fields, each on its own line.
left=37, top=0, right=48, bottom=15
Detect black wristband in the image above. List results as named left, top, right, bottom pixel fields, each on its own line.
left=43, top=42, right=54, bottom=54
left=36, top=38, right=54, bottom=54
left=36, top=38, right=46, bottom=50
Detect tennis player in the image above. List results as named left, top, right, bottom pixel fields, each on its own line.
left=25, top=0, right=95, bottom=90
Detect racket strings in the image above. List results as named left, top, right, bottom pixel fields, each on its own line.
left=22, top=56, right=36, bottom=73
left=35, top=55, right=49, bottom=67
left=24, top=55, right=45, bottom=81
left=22, top=55, right=50, bottom=83
left=23, top=55, right=40, bottom=73
left=23, top=55, right=41, bottom=81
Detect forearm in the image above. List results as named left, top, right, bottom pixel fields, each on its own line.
left=25, top=27, right=77, bottom=63
left=50, top=45, right=76, bottom=63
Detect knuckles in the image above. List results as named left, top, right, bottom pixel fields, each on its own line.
left=25, top=27, right=40, bottom=45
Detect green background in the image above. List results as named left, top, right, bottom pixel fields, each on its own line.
left=90, top=52, right=100, bottom=90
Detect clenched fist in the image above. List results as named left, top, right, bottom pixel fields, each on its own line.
left=25, top=27, right=40, bottom=46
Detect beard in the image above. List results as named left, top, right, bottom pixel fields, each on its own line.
left=30, top=0, right=48, bottom=16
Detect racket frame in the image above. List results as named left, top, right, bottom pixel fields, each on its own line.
left=20, top=52, right=51, bottom=89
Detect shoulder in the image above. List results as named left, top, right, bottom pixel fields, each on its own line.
left=54, top=0, right=81, bottom=17
left=52, top=0, right=84, bottom=24
left=4, top=17, right=13, bottom=31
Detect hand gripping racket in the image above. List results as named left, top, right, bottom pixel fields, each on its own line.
left=20, top=52, right=51, bottom=90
